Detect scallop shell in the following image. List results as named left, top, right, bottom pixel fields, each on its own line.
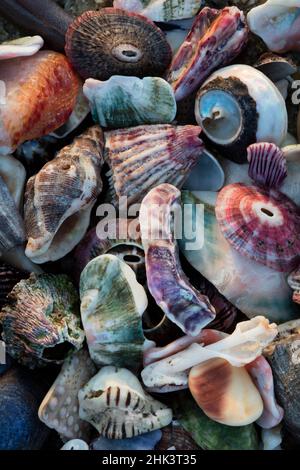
left=113, top=0, right=202, bottom=21
left=24, top=126, right=104, bottom=264
left=0, top=273, right=84, bottom=369
left=65, top=8, right=172, bottom=80
left=0, top=51, right=80, bottom=155
left=39, top=349, right=96, bottom=441
left=78, top=366, right=173, bottom=438
left=83, top=76, right=176, bottom=129
left=0, top=155, right=26, bottom=209
left=0, top=36, right=44, bottom=59
left=104, top=124, right=204, bottom=205
left=80, top=254, right=147, bottom=371
left=215, top=183, right=300, bottom=272
left=247, top=142, right=287, bottom=189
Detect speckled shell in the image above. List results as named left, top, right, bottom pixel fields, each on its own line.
left=0, top=51, right=80, bottom=155
left=84, top=76, right=176, bottom=129
left=78, top=366, right=173, bottom=438
left=24, top=126, right=104, bottom=264
left=39, top=349, right=96, bottom=441
left=0, top=175, right=25, bottom=254
left=0, top=36, right=44, bottom=59
left=104, top=124, right=203, bottom=205
left=113, top=0, right=202, bottom=21
left=80, top=254, right=147, bottom=371
left=65, top=8, right=172, bottom=80
left=0, top=274, right=84, bottom=368
left=215, top=183, right=300, bottom=272
left=247, top=142, right=287, bottom=188
left=0, top=263, right=27, bottom=310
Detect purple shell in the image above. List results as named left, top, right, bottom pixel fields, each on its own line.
left=247, top=142, right=287, bottom=189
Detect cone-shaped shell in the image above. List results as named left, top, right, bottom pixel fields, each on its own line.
left=78, top=366, right=173, bottom=438
left=247, top=142, right=287, bottom=189
left=113, top=0, right=202, bottom=22
left=104, top=124, right=204, bottom=205
left=0, top=274, right=84, bottom=368
left=0, top=51, right=80, bottom=155
left=0, top=36, right=44, bottom=60
left=215, top=183, right=300, bottom=272
left=65, top=8, right=172, bottom=80
left=83, top=76, right=176, bottom=129
left=80, top=254, right=147, bottom=371
left=24, top=126, right=104, bottom=264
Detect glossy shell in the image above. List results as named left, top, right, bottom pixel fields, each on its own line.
left=247, top=142, right=287, bottom=188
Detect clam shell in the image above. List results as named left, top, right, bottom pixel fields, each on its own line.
left=247, top=142, right=287, bottom=189
left=113, top=0, right=202, bottom=21
left=0, top=155, right=26, bottom=210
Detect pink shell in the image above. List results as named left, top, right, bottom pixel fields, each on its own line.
left=247, top=142, right=287, bottom=189
left=215, top=183, right=300, bottom=272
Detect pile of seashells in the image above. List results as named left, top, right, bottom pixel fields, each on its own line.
left=0, top=0, right=300, bottom=451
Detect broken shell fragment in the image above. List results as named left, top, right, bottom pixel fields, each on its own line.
left=78, top=366, right=173, bottom=438
left=254, top=53, right=297, bottom=82
left=0, top=274, right=84, bottom=369
left=247, top=142, right=287, bottom=188
left=113, top=0, right=202, bottom=22
left=140, top=184, right=216, bottom=336
left=0, top=36, right=44, bottom=59
left=215, top=183, right=300, bottom=272
left=0, top=51, right=80, bottom=155
left=24, top=126, right=104, bottom=264
left=105, top=124, right=203, bottom=205
left=80, top=254, right=148, bottom=371
left=65, top=8, right=172, bottom=80
left=195, top=64, right=288, bottom=162
left=0, top=155, right=26, bottom=210
left=167, top=7, right=248, bottom=101
left=39, top=349, right=96, bottom=441
left=83, top=76, right=176, bottom=129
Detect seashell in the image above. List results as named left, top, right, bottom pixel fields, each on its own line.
left=167, top=7, right=248, bottom=101
left=247, top=0, right=300, bottom=53
left=80, top=254, right=148, bottom=371
left=61, top=439, right=89, bottom=450
left=64, top=0, right=114, bottom=16
left=215, top=183, right=300, bottom=272
left=180, top=190, right=299, bottom=322
left=24, top=126, right=104, bottom=264
left=0, top=273, right=84, bottom=369
left=189, top=358, right=264, bottom=426
left=140, top=184, right=216, bottom=336
left=0, top=155, right=26, bottom=210
left=182, top=148, right=225, bottom=192
left=0, top=35, right=44, bottom=59
left=104, top=124, right=204, bottom=205
left=0, top=366, right=50, bottom=450
left=83, top=76, right=176, bottom=129
left=0, top=263, right=27, bottom=310
left=65, top=8, right=172, bottom=80
left=142, top=305, right=183, bottom=348
left=253, top=53, right=297, bottom=82
left=0, top=50, right=80, bottom=155
left=287, top=267, right=300, bottom=304
left=156, top=422, right=200, bottom=450
left=160, top=18, right=194, bottom=56
left=261, top=425, right=282, bottom=450
left=78, top=366, right=173, bottom=438
left=91, top=430, right=162, bottom=450
left=113, top=0, right=202, bottom=21
left=247, top=142, right=287, bottom=189
left=195, top=64, right=288, bottom=162
left=275, top=78, right=289, bottom=101
left=39, top=349, right=96, bottom=441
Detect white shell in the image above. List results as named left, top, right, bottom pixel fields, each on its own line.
left=0, top=36, right=44, bottom=60
left=113, top=0, right=202, bottom=22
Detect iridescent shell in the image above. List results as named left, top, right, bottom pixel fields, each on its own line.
left=0, top=36, right=43, bottom=59
left=65, top=8, right=172, bottom=80
left=83, top=76, right=176, bottom=129
left=0, top=155, right=26, bottom=209
left=247, top=142, right=287, bottom=189
left=39, top=349, right=96, bottom=441
left=0, top=274, right=84, bottom=368
left=80, top=254, right=148, bottom=371
left=167, top=7, right=248, bottom=101
left=78, top=366, right=173, bottom=438
left=24, top=126, right=104, bottom=264
left=215, top=183, right=300, bottom=272
left=113, top=0, right=202, bottom=21
left=0, top=51, right=80, bottom=155
left=104, top=124, right=204, bottom=205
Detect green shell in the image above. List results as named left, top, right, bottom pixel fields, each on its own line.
left=173, top=393, right=259, bottom=450
left=80, top=254, right=147, bottom=371
left=84, top=76, right=177, bottom=128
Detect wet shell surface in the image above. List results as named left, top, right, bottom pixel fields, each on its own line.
left=0, top=36, right=44, bottom=59
left=113, top=0, right=202, bottom=21
left=215, top=183, right=300, bottom=272
left=24, top=126, right=104, bottom=264
left=0, top=274, right=84, bottom=368
left=65, top=8, right=172, bottom=80
left=80, top=254, right=147, bottom=371
left=83, top=76, right=176, bottom=129
left=78, top=366, right=173, bottom=438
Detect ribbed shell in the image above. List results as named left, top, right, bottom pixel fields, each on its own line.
left=0, top=176, right=25, bottom=252
left=65, top=8, right=172, bottom=80
left=113, top=0, right=202, bottom=22
left=24, top=126, right=104, bottom=264
left=0, top=263, right=27, bottom=310
left=247, top=142, right=287, bottom=188
left=104, top=124, right=203, bottom=204
left=215, top=183, right=300, bottom=272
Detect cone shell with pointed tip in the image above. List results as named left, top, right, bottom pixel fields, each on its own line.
left=84, top=76, right=176, bottom=129
left=247, top=142, right=287, bottom=189
left=0, top=51, right=80, bottom=155
left=215, top=183, right=300, bottom=272
left=65, top=8, right=172, bottom=80
left=0, top=36, right=44, bottom=60
left=24, top=126, right=104, bottom=264
left=0, top=274, right=84, bottom=369
left=104, top=124, right=204, bottom=205
left=78, top=366, right=173, bottom=438
left=113, top=0, right=202, bottom=21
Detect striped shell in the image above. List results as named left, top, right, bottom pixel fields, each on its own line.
left=113, top=0, right=202, bottom=22
left=215, top=183, right=300, bottom=272
left=78, top=366, right=173, bottom=438
left=24, top=126, right=104, bottom=264
left=247, top=142, right=287, bottom=188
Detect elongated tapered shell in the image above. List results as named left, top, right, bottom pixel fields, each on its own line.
left=24, top=126, right=104, bottom=264
left=0, top=175, right=25, bottom=254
